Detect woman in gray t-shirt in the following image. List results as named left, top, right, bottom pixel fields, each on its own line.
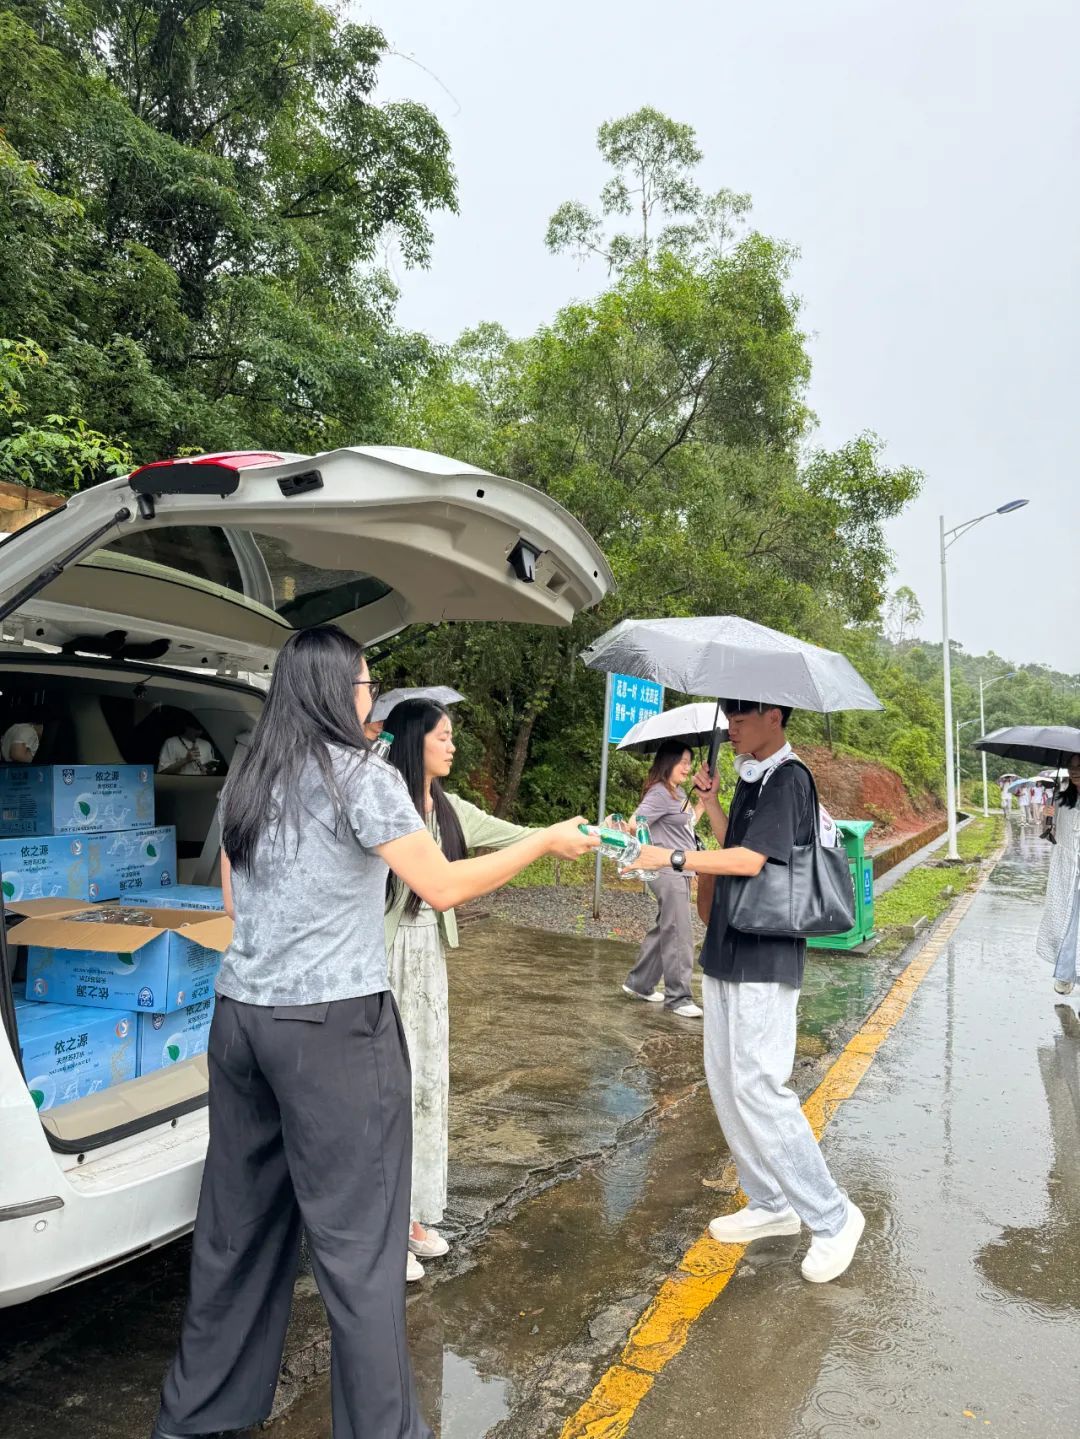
left=622, top=741, right=706, bottom=1017
left=153, top=625, right=598, bottom=1439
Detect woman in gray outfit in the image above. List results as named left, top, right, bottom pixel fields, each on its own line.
left=622, top=741, right=705, bottom=1017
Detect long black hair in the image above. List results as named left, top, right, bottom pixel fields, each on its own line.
left=1059, top=754, right=1080, bottom=810
left=384, top=698, right=466, bottom=919
left=643, top=741, right=691, bottom=800
left=221, top=624, right=371, bottom=871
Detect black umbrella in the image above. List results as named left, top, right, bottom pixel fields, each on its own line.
left=974, top=725, right=1080, bottom=767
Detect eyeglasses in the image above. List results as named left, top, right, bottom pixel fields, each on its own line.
left=353, top=679, right=382, bottom=703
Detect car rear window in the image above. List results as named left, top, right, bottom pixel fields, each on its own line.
left=86, top=527, right=392, bottom=626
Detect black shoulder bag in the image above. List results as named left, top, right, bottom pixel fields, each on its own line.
left=725, top=760, right=856, bottom=939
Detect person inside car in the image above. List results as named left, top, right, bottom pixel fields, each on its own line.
left=157, top=720, right=220, bottom=775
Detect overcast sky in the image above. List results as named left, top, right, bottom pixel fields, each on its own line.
left=364, top=0, right=1078, bottom=672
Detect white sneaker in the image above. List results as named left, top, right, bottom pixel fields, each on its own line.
left=622, top=984, right=664, bottom=1003
left=671, top=1001, right=703, bottom=1018
left=1054, top=979, right=1075, bottom=995
left=708, top=1204, right=802, bottom=1243
left=409, top=1227, right=449, bottom=1259
left=407, top=1252, right=425, bottom=1283
left=801, top=1201, right=865, bottom=1283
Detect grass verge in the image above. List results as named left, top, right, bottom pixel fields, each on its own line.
left=871, top=814, right=1005, bottom=951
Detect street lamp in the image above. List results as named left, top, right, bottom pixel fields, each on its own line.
left=940, top=500, right=1029, bottom=859
left=956, top=717, right=977, bottom=802
left=978, top=669, right=1016, bottom=816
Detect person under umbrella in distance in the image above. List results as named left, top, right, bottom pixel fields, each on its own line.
left=1037, top=754, right=1080, bottom=998
left=635, top=698, right=864, bottom=1284
left=621, top=740, right=706, bottom=1017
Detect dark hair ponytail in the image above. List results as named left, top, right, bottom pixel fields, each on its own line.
left=221, top=624, right=371, bottom=872
left=384, top=699, right=467, bottom=919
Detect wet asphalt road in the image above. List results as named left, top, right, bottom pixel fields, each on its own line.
left=2, top=826, right=1077, bottom=1438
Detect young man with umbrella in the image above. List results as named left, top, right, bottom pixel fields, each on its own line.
left=637, top=698, right=865, bottom=1284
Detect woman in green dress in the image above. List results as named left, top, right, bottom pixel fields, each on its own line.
left=384, top=698, right=533, bottom=1280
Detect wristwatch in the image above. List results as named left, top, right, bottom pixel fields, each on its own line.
left=670, top=849, right=687, bottom=872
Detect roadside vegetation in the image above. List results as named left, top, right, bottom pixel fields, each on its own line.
left=2, top=2, right=1076, bottom=822
left=872, top=816, right=1006, bottom=953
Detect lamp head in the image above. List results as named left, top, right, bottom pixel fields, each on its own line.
left=996, top=499, right=1028, bottom=514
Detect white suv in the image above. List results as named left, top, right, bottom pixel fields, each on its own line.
left=0, top=444, right=611, bottom=1307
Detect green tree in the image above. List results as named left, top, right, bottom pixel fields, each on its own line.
left=390, top=113, right=923, bottom=819
left=0, top=0, right=456, bottom=466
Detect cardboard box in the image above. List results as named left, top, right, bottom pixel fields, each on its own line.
left=0, top=833, right=91, bottom=904
left=16, top=1000, right=138, bottom=1111
left=21, top=907, right=232, bottom=1015
left=137, top=998, right=215, bottom=1075
left=124, top=885, right=224, bottom=912
left=85, top=826, right=177, bottom=901
left=0, top=764, right=154, bottom=837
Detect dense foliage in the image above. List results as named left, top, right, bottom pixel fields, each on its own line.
left=6, top=42, right=1066, bottom=822
left=0, top=0, right=455, bottom=475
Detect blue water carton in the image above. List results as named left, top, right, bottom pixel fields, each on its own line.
left=137, top=997, right=215, bottom=1075
left=85, top=826, right=177, bottom=901
left=21, top=905, right=232, bottom=1015
left=16, top=1000, right=138, bottom=1111
left=0, top=834, right=91, bottom=904
left=124, top=885, right=224, bottom=912
left=0, top=764, right=155, bottom=837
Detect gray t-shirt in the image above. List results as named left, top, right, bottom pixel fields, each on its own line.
left=637, top=782, right=696, bottom=850
left=216, top=746, right=424, bottom=1006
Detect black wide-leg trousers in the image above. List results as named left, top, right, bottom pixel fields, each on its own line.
left=156, top=990, right=431, bottom=1438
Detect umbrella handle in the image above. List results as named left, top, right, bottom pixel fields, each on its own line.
left=683, top=702, right=726, bottom=811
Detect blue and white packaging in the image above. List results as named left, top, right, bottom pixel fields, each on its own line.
left=21, top=906, right=231, bottom=1015
left=85, top=826, right=177, bottom=901
left=0, top=833, right=91, bottom=903
left=124, top=885, right=224, bottom=912
left=16, top=1000, right=138, bottom=1111
left=0, top=764, right=155, bottom=837
left=137, top=998, right=215, bottom=1075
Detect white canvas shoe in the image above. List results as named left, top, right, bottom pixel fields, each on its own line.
left=671, top=1001, right=703, bottom=1018
left=409, top=1227, right=450, bottom=1259
left=622, top=984, right=664, bottom=1003
left=801, top=1201, right=865, bottom=1283
left=1054, top=979, right=1075, bottom=995
left=708, top=1204, right=802, bottom=1243
left=407, top=1252, right=426, bottom=1283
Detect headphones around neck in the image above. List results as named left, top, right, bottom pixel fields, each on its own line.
left=734, top=743, right=792, bottom=786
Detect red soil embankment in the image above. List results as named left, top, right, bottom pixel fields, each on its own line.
left=799, top=746, right=943, bottom=849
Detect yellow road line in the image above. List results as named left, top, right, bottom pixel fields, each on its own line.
left=559, top=854, right=1002, bottom=1439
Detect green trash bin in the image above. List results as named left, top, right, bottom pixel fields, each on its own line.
left=807, top=819, right=875, bottom=950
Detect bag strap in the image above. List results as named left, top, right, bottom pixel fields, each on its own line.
left=776, top=757, right=822, bottom=853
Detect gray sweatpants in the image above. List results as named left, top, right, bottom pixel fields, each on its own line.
left=624, top=870, right=694, bottom=1008
left=703, top=974, right=847, bottom=1238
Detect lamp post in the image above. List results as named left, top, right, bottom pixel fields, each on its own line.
left=978, top=669, right=1016, bottom=816
left=956, top=717, right=977, bottom=804
left=940, top=500, right=1029, bottom=859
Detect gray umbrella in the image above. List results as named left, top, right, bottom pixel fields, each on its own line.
left=974, top=725, right=1080, bottom=767
left=581, top=616, right=882, bottom=713
left=371, top=685, right=465, bottom=723
left=616, top=701, right=729, bottom=754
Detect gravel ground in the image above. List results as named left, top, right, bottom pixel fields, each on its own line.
left=469, top=882, right=708, bottom=946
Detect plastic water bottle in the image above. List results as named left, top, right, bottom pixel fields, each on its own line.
left=578, top=823, right=642, bottom=868
left=371, top=731, right=394, bottom=760
left=622, top=816, right=653, bottom=882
